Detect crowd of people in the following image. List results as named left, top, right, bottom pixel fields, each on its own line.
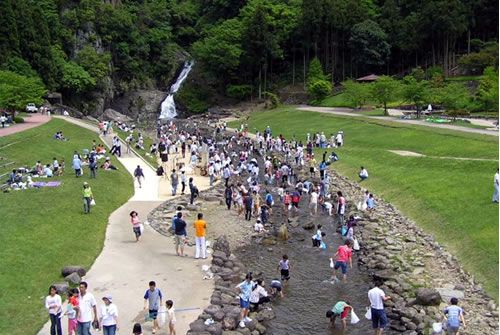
left=39, top=117, right=467, bottom=335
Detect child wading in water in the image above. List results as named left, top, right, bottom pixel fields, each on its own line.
left=278, top=254, right=290, bottom=284
left=166, top=300, right=177, bottom=335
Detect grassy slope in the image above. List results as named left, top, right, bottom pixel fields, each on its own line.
left=0, top=119, right=133, bottom=335
left=230, top=107, right=499, bottom=297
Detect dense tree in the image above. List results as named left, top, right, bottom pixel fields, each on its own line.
left=477, top=66, right=499, bottom=112
left=402, top=76, right=430, bottom=118
left=370, top=76, right=400, bottom=115
left=343, top=80, right=371, bottom=109
left=0, top=70, right=47, bottom=111
left=349, top=20, right=391, bottom=74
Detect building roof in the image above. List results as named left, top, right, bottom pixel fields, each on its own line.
left=356, top=74, right=379, bottom=82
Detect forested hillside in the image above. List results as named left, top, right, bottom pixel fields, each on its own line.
left=0, top=0, right=498, bottom=116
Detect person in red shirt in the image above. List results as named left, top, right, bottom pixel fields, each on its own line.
left=283, top=190, right=292, bottom=216
left=331, top=240, right=353, bottom=282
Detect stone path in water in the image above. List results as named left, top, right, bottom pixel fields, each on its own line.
left=0, top=113, right=51, bottom=136
left=296, top=106, right=499, bottom=137
left=38, top=116, right=213, bottom=335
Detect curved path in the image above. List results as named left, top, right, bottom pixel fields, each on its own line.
left=38, top=116, right=213, bottom=335
left=296, top=105, right=499, bottom=136
left=0, top=113, right=51, bottom=136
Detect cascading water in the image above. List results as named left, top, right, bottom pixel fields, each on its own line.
left=159, top=61, right=194, bottom=119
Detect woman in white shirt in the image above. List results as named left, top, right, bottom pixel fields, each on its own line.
left=45, top=285, right=62, bottom=335
left=99, top=294, right=118, bottom=335
left=249, top=279, right=270, bottom=311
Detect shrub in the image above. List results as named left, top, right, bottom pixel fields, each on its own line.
left=13, top=116, right=24, bottom=123
left=308, top=79, right=332, bottom=105
left=263, top=92, right=280, bottom=109
left=226, top=84, right=252, bottom=100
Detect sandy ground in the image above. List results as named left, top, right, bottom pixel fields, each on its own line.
left=38, top=116, right=215, bottom=335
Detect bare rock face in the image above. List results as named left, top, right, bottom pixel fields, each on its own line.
left=109, top=89, right=168, bottom=122
left=415, top=288, right=442, bottom=306
left=61, top=266, right=86, bottom=277
left=103, top=108, right=132, bottom=122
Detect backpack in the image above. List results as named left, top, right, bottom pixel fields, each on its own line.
left=292, top=193, right=300, bottom=203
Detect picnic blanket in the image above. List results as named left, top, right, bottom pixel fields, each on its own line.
left=32, top=181, right=62, bottom=188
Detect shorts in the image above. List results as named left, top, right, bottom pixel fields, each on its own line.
left=271, top=284, right=282, bottom=292
left=335, top=307, right=350, bottom=320
left=447, top=326, right=460, bottom=335
left=68, top=318, right=77, bottom=332
left=175, top=234, right=186, bottom=247
left=371, top=308, right=388, bottom=329
left=292, top=202, right=299, bottom=208
left=240, top=298, right=250, bottom=309
left=334, top=261, right=348, bottom=274
left=149, top=309, right=158, bottom=320
left=133, top=227, right=141, bottom=237
left=280, top=269, right=290, bottom=281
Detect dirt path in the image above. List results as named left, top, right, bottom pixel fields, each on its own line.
left=296, top=106, right=499, bottom=137
left=388, top=149, right=499, bottom=162
left=0, top=113, right=51, bottom=136
left=38, top=116, right=215, bottom=335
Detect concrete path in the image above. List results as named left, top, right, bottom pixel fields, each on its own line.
left=388, top=149, right=498, bottom=162
left=39, top=116, right=214, bottom=335
left=0, top=113, right=51, bottom=136
left=296, top=106, right=499, bottom=136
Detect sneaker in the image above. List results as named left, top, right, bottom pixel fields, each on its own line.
left=244, top=317, right=252, bottom=322
left=239, top=321, right=246, bottom=328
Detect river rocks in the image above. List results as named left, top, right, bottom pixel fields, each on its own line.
left=213, top=236, right=231, bottom=257
left=415, top=288, right=442, bottom=306
left=52, top=282, right=69, bottom=295
left=61, top=265, right=86, bottom=277
left=436, top=288, right=464, bottom=302
left=301, top=221, right=315, bottom=230
left=255, top=309, right=275, bottom=322
left=64, top=272, right=81, bottom=285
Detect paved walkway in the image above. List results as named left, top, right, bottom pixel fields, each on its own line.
left=0, top=113, right=51, bottom=136
left=296, top=106, right=499, bottom=137
left=39, top=116, right=214, bottom=335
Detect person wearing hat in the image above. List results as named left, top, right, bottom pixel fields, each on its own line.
left=82, top=182, right=93, bottom=214
left=99, top=294, right=118, bottom=335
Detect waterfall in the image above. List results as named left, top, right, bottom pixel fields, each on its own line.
left=159, top=61, right=194, bottom=119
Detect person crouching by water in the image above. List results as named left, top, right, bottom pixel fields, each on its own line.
left=249, top=279, right=270, bottom=312
left=326, top=300, right=353, bottom=331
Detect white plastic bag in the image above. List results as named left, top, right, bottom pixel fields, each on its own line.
left=139, top=223, right=144, bottom=235
left=90, top=198, right=96, bottom=206
left=353, top=237, right=360, bottom=251
left=432, top=322, right=443, bottom=333
left=158, top=306, right=166, bottom=327
left=329, top=258, right=334, bottom=268
left=365, top=307, right=372, bottom=320
left=351, top=310, right=360, bottom=324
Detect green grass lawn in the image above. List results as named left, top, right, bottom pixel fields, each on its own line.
left=319, top=92, right=355, bottom=108
left=230, top=107, right=499, bottom=298
left=0, top=118, right=133, bottom=335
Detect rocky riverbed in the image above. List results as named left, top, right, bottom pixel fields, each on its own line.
left=147, top=117, right=498, bottom=335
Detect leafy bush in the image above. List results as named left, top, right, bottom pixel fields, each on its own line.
left=342, top=80, right=371, bottom=109
left=263, top=92, right=280, bottom=109
left=308, top=80, right=332, bottom=105
left=226, top=84, right=252, bottom=100
left=13, top=116, right=24, bottom=123
left=458, top=42, right=499, bottom=75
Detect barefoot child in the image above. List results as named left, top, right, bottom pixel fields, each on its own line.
left=278, top=254, right=290, bottom=283
left=166, top=300, right=176, bottom=335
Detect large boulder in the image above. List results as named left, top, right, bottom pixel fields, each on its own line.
left=61, top=266, right=86, bottom=277
left=103, top=108, right=132, bottom=122
left=213, top=236, right=231, bottom=257
left=65, top=272, right=81, bottom=285
left=415, top=288, right=442, bottom=306
left=52, top=282, right=69, bottom=295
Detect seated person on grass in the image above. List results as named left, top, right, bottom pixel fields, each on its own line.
left=43, top=164, right=53, bottom=177
left=101, top=157, right=118, bottom=170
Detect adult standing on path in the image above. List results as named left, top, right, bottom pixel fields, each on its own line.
left=45, top=285, right=63, bottom=335
left=368, top=280, right=391, bottom=335
left=77, top=281, right=98, bottom=335
left=99, top=294, right=119, bottom=335
left=134, top=165, right=145, bottom=188
left=174, top=212, right=187, bottom=257
left=143, top=281, right=163, bottom=335
left=189, top=177, right=199, bottom=205
left=193, top=213, right=207, bottom=259
left=83, top=182, right=94, bottom=214
left=493, top=169, right=499, bottom=203
left=171, top=169, right=179, bottom=196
